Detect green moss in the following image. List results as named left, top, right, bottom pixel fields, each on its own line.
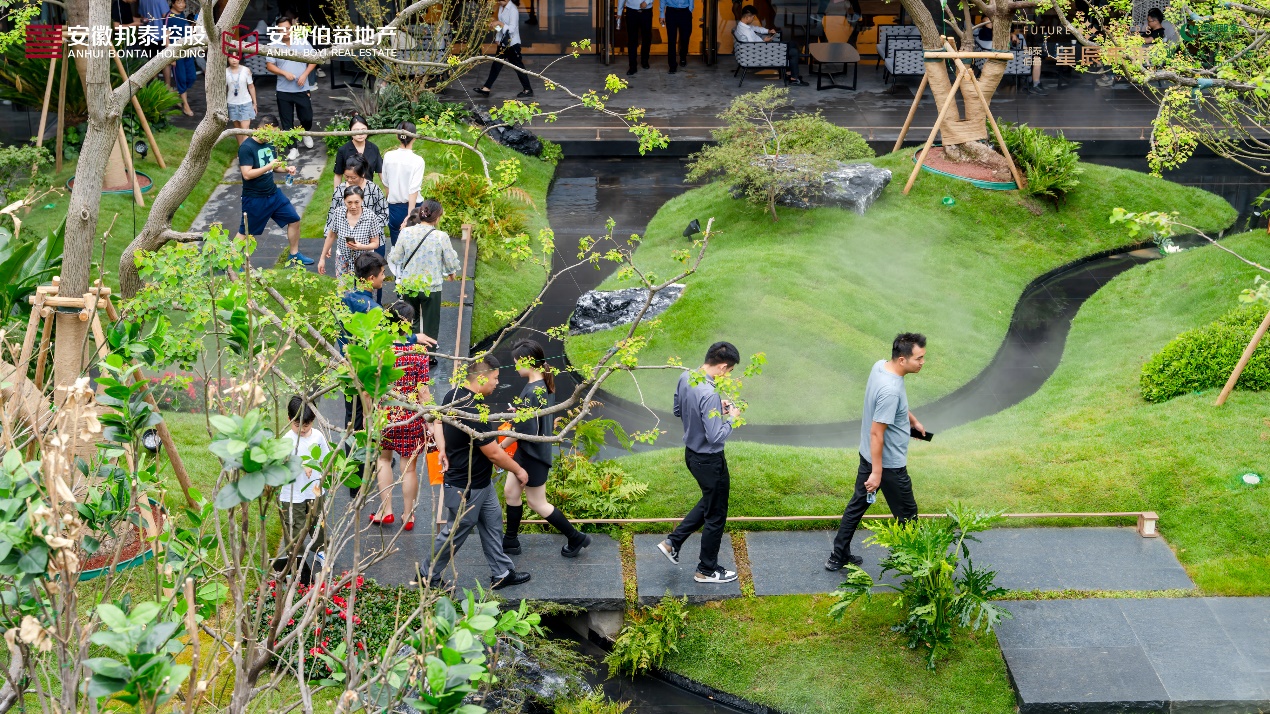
left=620, top=233, right=1270, bottom=595
left=566, top=154, right=1236, bottom=424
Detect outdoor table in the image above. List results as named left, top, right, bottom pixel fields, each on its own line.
left=845, top=0, right=903, bottom=47
left=809, top=41, right=859, bottom=89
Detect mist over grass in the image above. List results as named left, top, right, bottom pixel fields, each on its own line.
left=565, top=152, right=1236, bottom=424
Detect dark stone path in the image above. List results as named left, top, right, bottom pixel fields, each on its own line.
left=634, top=533, right=741, bottom=604
left=996, top=597, right=1270, bottom=713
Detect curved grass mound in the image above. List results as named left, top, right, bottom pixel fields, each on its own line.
left=565, top=152, right=1235, bottom=424
left=1141, top=302, right=1270, bottom=402
left=618, top=233, right=1270, bottom=596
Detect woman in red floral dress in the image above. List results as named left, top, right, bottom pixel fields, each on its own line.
left=372, top=301, right=432, bottom=531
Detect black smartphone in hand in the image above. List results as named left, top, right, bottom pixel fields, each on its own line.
left=910, top=427, right=934, bottom=441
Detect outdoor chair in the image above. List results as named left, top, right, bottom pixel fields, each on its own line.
left=876, top=24, right=920, bottom=68
left=882, top=35, right=923, bottom=83
left=733, top=29, right=794, bottom=86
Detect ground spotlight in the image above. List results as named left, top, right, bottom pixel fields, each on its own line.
left=142, top=428, right=161, bottom=454
left=134, top=141, right=149, bottom=160
left=683, top=219, right=701, bottom=237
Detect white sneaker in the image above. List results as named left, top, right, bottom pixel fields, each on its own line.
left=286, top=147, right=299, bottom=161
left=303, top=136, right=314, bottom=149
left=694, top=568, right=738, bottom=584
left=315, top=551, right=326, bottom=566
left=317, top=69, right=326, bottom=78
left=656, top=539, right=680, bottom=565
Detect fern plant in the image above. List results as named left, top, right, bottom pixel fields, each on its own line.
left=554, top=691, right=630, bottom=714
left=829, top=504, right=1011, bottom=670
left=604, top=595, right=689, bottom=677
left=998, top=120, right=1084, bottom=204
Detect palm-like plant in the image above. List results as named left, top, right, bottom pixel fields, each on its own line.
left=0, top=220, right=65, bottom=326
left=829, top=503, right=1011, bottom=669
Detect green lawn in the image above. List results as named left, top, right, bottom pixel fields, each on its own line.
left=665, top=594, right=1015, bottom=714
left=20, top=128, right=240, bottom=291
left=566, top=153, right=1236, bottom=423
left=297, top=131, right=554, bottom=342
left=619, top=233, right=1270, bottom=595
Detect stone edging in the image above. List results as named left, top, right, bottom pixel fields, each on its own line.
left=651, top=668, right=791, bottom=714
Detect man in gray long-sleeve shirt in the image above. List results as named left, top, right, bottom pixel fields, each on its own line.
left=656, top=341, right=742, bottom=584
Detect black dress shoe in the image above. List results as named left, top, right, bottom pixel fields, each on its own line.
left=641, top=61, right=650, bottom=69
left=626, top=67, right=637, bottom=76
left=790, top=78, right=810, bottom=86
left=561, top=533, right=592, bottom=558
left=491, top=570, right=532, bottom=590
left=668, top=67, right=677, bottom=74
left=825, top=554, right=864, bottom=571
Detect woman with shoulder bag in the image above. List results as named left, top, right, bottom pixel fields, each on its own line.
left=476, top=0, right=534, bottom=97
left=388, top=200, right=459, bottom=340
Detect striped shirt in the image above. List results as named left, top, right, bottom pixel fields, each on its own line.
left=325, top=181, right=389, bottom=236
left=328, top=208, right=387, bottom=277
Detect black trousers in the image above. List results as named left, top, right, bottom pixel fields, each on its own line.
left=625, top=7, right=653, bottom=69
left=484, top=43, right=532, bottom=91
left=665, top=7, right=692, bottom=69
left=668, top=449, right=730, bottom=575
left=276, top=91, right=313, bottom=132
left=780, top=42, right=802, bottom=79
left=831, top=454, right=919, bottom=560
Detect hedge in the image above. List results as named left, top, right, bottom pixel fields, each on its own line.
left=1140, top=303, right=1270, bottom=403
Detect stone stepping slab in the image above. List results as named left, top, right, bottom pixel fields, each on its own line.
left=746, top=527, right=1194, bottom=597
left=633, top=533, right=741, bottom=604
left=996, top=597, right=1270, bottom=712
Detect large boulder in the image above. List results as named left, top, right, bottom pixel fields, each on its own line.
left=569, top=285, right=685, bottom=336
left=474, top=110, right=544, bottom=157
left=733, top=156, right=892, bottom=214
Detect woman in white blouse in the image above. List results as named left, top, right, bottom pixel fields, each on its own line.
left=476, top=0, right=534, bottom=98
left=380, top=121, right=426, bottom=247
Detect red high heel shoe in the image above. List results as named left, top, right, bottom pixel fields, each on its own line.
left=370, top=513, right=396, bottom=526
left=403, top=518, right=415, bottom=532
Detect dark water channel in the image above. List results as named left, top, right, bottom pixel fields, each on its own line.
left=479, top=152, right=1267, bottom=449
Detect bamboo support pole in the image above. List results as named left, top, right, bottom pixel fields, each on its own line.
left=32, top=310, right=55, bottom=390
left=903, top=67, right=965, bottom=195
left=36, top=56, right=57, bottom=149
left=451, top=224, right=474, bottom=379
left=55, top=43, right=68, bottom=173
left=942, top=39, right=1026, bottom=191
left=1215, top=306, right=1270, bottom=406
left=117, top=126, right=145, bottom=207
left=110, top=49, right=167, bottom=169
left=893, top=72, right=929, bottom=153
left=17, top=295, right=45, bottom=374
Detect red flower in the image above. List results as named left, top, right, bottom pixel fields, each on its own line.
left=287, top=619, right=295, bottom=626
left=325, top=608, right=332, bottom=616
left=352, top=616, right=361, bottom=625
left=309, top=647, right=322, bottom=656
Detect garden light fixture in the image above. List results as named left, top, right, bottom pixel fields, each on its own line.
left=134, top=141, right=149, bottom=160
left=142, top=428, right=161, bottom=454
left=683, top=219, right=701, bottom=237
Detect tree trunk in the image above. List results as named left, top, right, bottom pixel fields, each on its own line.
left=898, top=0, right=1015, bottom=161
left=119, top=0, right=245, bottom=299
left=55, top=0, right=121, bottom=397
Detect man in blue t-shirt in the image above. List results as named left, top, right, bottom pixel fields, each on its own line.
left=826, top=332, right=927, bottom=572
left=234, top=121, right=313, bottom=266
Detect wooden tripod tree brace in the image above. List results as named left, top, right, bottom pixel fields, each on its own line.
left=893, top=73, right=929, bottom=153
left=1215, top=306, right=1270, bottom=406
left=54, top=39, right=68, bottom=173
left=116, top=125, right=145, bottom=207
left=36, top=55, right=58, bottom=150
left=903, top=65, right=965, bottom=195
left=110, top=49, right=167, bottom=170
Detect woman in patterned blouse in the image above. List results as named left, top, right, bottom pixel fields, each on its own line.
left=325, top=154, right=390, bottom=256
left=318, top=186, right=387, bottom=278
left=371, top=301, right=432, bottom=531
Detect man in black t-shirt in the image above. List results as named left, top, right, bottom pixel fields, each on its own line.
left=423, top=355, right=532, bottom=590
left=233, top=121, right=313, bottom=266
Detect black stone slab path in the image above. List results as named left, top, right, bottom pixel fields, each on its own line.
left=996, top=597, right=1270, bottom=713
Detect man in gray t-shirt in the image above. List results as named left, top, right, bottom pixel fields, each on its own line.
left=827, top=333, right=928, bottom=571
left=265, top=14, right=318, bottom=159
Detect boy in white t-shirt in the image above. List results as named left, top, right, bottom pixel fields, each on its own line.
left=279, top=396, right=331, bottom=564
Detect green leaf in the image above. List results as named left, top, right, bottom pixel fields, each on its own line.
left=96, top=604, right=130, bottom=630
left=83, top=657, right=132, bottom=680
left=236, top=471, right=266, bottom=501
left=208, top=415, right=238, bottom=434
left=213, top=483, right=244, bottom=510
left=17, top=544, right=47, bottom=574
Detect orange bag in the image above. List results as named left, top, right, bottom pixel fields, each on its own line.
left=425, top=432, right=444, bottom=485
left=497, top=421, right=518, bottom=457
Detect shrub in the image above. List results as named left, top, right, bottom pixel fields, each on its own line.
left=830, top=504, right=1010, bottom=670
left=604, top=594, right=689, bottom=676
left=1140, top=303, right=1270, bottom=402
left=687, top=85, right=874, bottom=221
left=322, top=117, right=351, bottom=156
left=424, top=171, right=530, bottom=256
left=126, top=80, right=181, bottom=132
left=0, top=144, right=51, bottom=205
left=370, top=87, right=470, bottom=130
left=555, top=691, right=631, bottom=714
left=547, top=454, right=648, bottom=523
left=999, top=121, right=1083, bottom=203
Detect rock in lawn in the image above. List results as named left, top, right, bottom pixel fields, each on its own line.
left=569, top=285, right=686, bottom=335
